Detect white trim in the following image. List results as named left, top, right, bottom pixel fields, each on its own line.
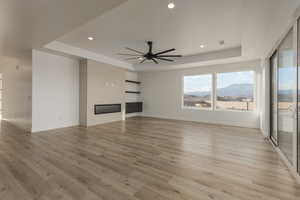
left=135, top=46, right=243, bottom=72
left=182, top=70, right=257, bottom=113
left=125, top=113, right=140, bottom=118
left=271, top=141, right=300, bottom=184
left=182, top=73, right=213, bottom=110
left=140, top=114, right=259, bottom=129
left=182, top=107, right=213, bottom=111
left=212, top=73, right=217, bottom=110
left=292, top=21, right=298, bottom=170
left=215, top=70, right=256, bottom=112
left=45, top=41, right=135, bottom=71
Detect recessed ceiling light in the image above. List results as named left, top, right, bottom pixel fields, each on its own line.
left=168, top=2, right=175, bottom=9
left=88, top=37, right=94, bottom=41
left=200, top=44, right=205, bottom=48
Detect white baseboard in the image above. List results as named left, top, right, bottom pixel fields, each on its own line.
left=140, top=113, right=259, bottom=129
left=126, top=113, right=140, bottom=118
left=268, top=139, right=300, bottom=184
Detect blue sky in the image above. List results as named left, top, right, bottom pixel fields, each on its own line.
left=278, top=67, right=296, bottom=90
left=184, top=49, right=295, bottom=93
left=217, top=71, right=254, bottom=89
left=184, top=71, right=254, bottom=93
left=184, top=74, right=212, bottom=92
left=278, top=51, right=295, bottom=91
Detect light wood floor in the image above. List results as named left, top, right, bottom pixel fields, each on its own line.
left=0, top=117, right=299, bottom=200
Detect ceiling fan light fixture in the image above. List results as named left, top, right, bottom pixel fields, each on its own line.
left=168, top=2, right=175, bottom=9
left=88, top=37, right=94, bottom=41
left=200, top=44, right=205, bottom=48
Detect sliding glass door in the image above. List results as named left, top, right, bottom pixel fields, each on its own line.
left=277, top=29, right=296, bottom=164
left=271, top=27, right=297, bottom=168
left=298, top=19, right=300, bottom=173
left=271, top=17, right=300, bottom=175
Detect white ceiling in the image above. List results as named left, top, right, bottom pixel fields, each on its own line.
left=54, top=0, right=300, bottom=71
left=0, top=0, right=127, bottom=56
left=57, top=0, right=244, bottom=65
left=1, top=0, right=298, bottom=71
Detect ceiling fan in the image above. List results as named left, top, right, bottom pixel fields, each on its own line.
left=118, top=41, right=182, bottom=64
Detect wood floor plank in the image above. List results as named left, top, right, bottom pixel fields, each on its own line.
left=0, top=117, right=299, bottom=200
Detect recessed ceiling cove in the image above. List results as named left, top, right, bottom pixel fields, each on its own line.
left=57, top=0, right=243, bottom=65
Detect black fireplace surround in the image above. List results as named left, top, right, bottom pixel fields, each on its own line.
left=126, top=102, right=143, bottom=114
left=94, top=104, right=121, bottom=115
left=94, top=102, right=143, bottom=115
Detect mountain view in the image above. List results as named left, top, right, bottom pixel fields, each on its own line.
left=186, top=83, right=253, bottom=98
left=184, top=83, right=292, bottom=111
left=184, top=83, right=255, bottom=110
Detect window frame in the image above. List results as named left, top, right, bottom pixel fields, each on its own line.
left=182, top=69, right=257, bottom=113
left=214, top=70, right=257, bottom=112
left=182, top=73, right=214, bottom=111
left=0, top=74, right=2, bottom=119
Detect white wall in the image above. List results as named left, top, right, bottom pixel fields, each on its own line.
left=32, top=50, right=79, bottom=132
left=79, top=59, right=88, bottom=127
left=0, top=52, right=32, bottom=131
left=242, top=0, right=300, bottom=60
left=260, top=59, right=270, bottom=137
left=139, top=60, right=261, bottom=128
left=79, top=59, right=126, bottom=127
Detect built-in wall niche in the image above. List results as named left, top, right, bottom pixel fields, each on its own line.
left=125, top=72, right=142, bottom=115
left=94, top=104, right=121, bottom=115
left=126, top=102, right=143, bottom=114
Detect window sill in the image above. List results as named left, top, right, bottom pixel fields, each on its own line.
left=182, top=107, right=213, bottom=111
left=182, top=107, right=256, bottom=113
left=214, top=109, right=256, bottom=113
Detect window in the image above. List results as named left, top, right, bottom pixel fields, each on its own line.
left=183, top=70, right=256, bottom=112
left=216, top=71, right=255, bottom=111
left=183, top=74, right=212, bottom=109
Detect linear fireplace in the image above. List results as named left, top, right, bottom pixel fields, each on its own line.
left=94, top=104, right=121, bottom=115
left=126, top=102, right=143, bottom=114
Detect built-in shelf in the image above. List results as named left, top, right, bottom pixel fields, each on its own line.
left=125, top=91, right=141, bottom=94
left=125, top=80, right=141, bottom=84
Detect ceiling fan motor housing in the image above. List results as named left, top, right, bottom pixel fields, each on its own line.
left=120, top=41, right=182, bottom=64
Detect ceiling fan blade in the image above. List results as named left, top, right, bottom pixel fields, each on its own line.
left=125, top=47, right=144, bottom=55
left=157, top=55, right=182, bottom=57
left=118, top=53, right=142, bottom=56
left=154, top=48, right=176, bottom=56
left=152, top=58, right=159, bottom=64
left=125, top=57, right=142, bottom=60
left=140, top=58, right=147, bottom=64
left=156, top=57, right=174, bottom=62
